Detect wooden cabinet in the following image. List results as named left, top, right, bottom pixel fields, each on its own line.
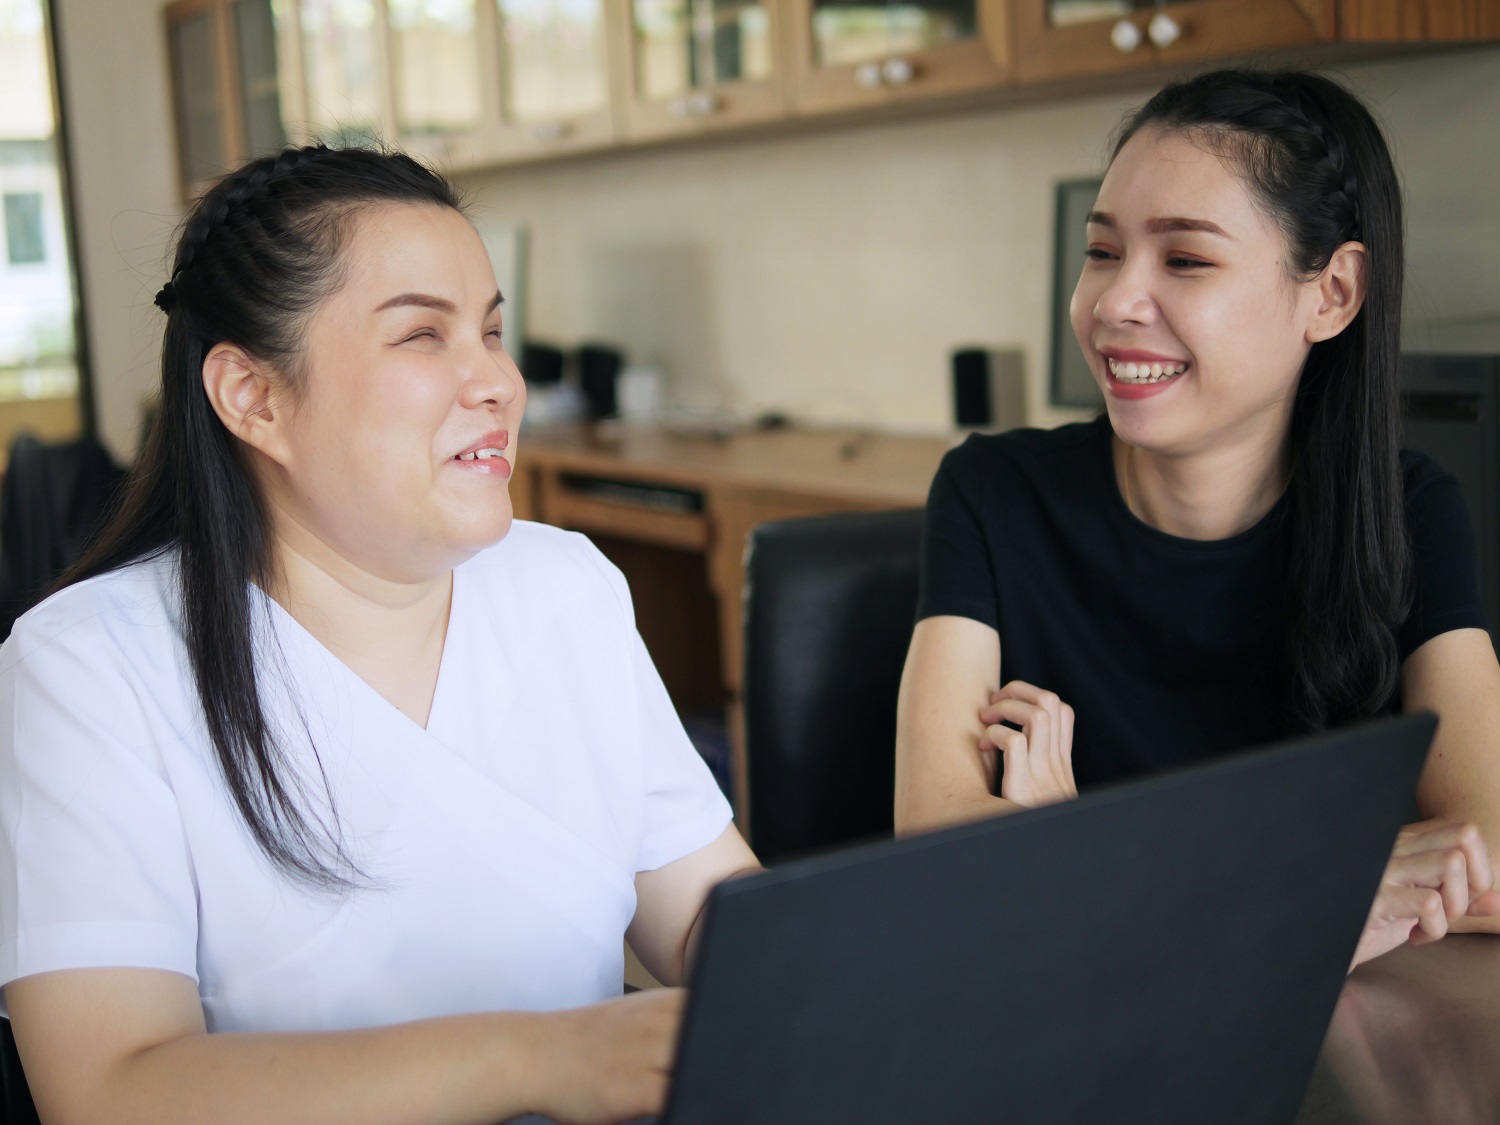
left=164, top=0, right=1500, bottom=186
left=1013, top=0, right=1334, bottom=85
left=785, top=0, right=1009, bottom=114
left=1341, top=0, right=1500, bottom=41
left=606, top=0, right=788, bottom=140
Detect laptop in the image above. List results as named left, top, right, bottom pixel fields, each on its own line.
left=657, top=712, right=1435, bottom=1125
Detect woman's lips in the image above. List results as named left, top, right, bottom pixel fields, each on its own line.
left=451, top=429, right=513, bottom=478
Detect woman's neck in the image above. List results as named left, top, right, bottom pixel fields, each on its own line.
left=1114, top=428, right=1292, bottom=542
left=264, top=513, right=453, bottom=727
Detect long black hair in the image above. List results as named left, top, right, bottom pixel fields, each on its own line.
left=62, top=145, right=464, bottom=887
left=1112, top=70, right=1410, bottom=733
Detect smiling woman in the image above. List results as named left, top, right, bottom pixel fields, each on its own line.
left=895, top=70, right=1500, bottom=969
left=0, top=145, right=759, bottom=1125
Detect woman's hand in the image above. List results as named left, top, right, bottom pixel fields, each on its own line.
left=979, top=681, right=1077, bottom=809
left=526, top=988, right=685, bottom=1125
left=1352, top=819, right=1500, bottom=968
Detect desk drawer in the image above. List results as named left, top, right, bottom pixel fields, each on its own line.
left=539, top=472, right=711, bottom=551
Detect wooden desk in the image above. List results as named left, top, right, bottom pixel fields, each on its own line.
left=510, top=423, right=953, bottom=827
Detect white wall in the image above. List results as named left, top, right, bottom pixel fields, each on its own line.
left=53, top=0, right=181, bottom=458
left=52, top=18, right=1500, bottom=454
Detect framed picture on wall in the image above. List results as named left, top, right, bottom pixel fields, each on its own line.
left=1050, top=178, right=1103, bottom=409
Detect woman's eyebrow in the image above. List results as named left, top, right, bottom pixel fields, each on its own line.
left=1146, top=216, right=1234, bottom=238
left=373, top=291, right=505, bottom=314
left=1085, top=211, right=1233, bottom=239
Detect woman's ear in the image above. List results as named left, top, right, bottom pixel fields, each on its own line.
left=1306, top=241, right=1367, bottom=344
left=201, top=343, right=292, bottom=465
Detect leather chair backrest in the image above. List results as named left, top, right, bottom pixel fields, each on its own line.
left=1, top=1018, right=39, bottom=1125
left=0, top=433, right=124, bottom=642
left=742, top=508, right=924, bottom=864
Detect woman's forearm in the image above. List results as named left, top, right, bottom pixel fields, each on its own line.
left=47, top=1011, right=545, bottom=1125
left=12, top=968, right=680, bottom=1125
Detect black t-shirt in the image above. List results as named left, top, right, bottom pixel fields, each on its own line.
left=916, top=415, right=1488, bottom=789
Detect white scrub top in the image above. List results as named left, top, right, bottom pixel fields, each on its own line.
left=0, top=521, right=732, bottom=1032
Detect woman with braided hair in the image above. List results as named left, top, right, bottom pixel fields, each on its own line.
left=896, top=69, right=1500, bottom=965
left=0, top=144, right=758, bottom=1123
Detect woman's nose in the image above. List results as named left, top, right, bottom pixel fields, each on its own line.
left=1093, top=260, right=1158, bottom=328
left=459, top=346, right=524, bottom=411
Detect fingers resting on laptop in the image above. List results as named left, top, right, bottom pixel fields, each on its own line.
left=1352, top=819, right=1500, bottom=969
left=980, top=681, right=1078, bottom=809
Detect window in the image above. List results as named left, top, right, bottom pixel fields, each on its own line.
left=3, top=192, right=45, bottom=264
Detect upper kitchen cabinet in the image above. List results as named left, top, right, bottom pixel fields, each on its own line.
left=608, top=0, right=787, bottom=140
left=168, top=0, right=618, bottom=186
left=1012, top=1, right=1333, bottom=85
left=165, top=0, right=291, bottom=197
left=785, top=0, right=1009, bottom=114
left=1341, top=0, right=1500, bottom=41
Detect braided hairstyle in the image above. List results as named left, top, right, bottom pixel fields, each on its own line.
left=65, top=145, right=464, bottom=887
left=1111, top=70, right=1410, bottom=733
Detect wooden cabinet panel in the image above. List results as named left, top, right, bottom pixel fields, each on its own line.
left=1341, top=0, right=1500, bottom=40
left=1154, top=0, right=1331, bottom=64
left=1014, top=0, right=1333, bottom=85
left=1013, top=3, right=1153, bottom=83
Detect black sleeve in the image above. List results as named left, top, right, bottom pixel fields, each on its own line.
left=915, top=438, right=1000, bottom=630
left=1397, top=453, right=1489, bottom=659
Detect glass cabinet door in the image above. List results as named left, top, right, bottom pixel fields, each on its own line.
left=809, top=0, right=976, bottom=70
left=787, top=0, right=1001, bottom=112
left=630, top=0, right=774, bottom=108
left=298, top=0, right=386, bottom=144
left=233, top=0, right=290, bottom=156
left=496, top=0, right=610, bottom=129
left=387, top=0, right=484, bottom=135
left=168, top=7, right=227, bottom=183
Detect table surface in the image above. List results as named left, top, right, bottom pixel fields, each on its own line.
left=1295, top=934, right=1500, bottom=1124
left=518, top=422, right=954, bottom=507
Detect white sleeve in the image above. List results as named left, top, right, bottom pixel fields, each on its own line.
left=0, top=615, right=201, bottom=1007
left=583, top=543, right=734, bottom=873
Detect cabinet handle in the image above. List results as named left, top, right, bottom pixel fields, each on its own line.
left=855, top=61, right=883, bottom=88
left=1147, top=11, right=1181, bottom=48
left=880, top=56, right=914, bottom=85
left=1110, top=18, right=1143, bottom=52
left=528, top=121, right=569, bottom=142
left=671, top=91, right=720, bottom=118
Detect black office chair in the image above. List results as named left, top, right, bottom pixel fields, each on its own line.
left=0, top=432, right=125, bottom=642
left=1, top=1018, right=38, bottom=1125
left=742, top=508, right=925, bottom=865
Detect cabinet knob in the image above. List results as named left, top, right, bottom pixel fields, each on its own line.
left=686, top=90, right=719, bottom=116
left=528, top=121, right=568, bottom=142
left=1147, top=11, right=1182, bottom=47
left=855, top=61, right=883, bottom=88
left=1110, top=18, right=1143, bottom=53
left=881, top=56, right=914, bottom=85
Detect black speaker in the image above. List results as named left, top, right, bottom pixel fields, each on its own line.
left=579, top=343, right=623, bottom=420
left=521, top=342, right=564, bottom=384
left=952, top=348, right=992, bottom=427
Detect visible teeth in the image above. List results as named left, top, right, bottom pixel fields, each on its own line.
left=458, top=452, right=476, bottom=460
left=1108, top=358, right=1186, bottom=383
left=477, top=448, right=500, bottom=459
